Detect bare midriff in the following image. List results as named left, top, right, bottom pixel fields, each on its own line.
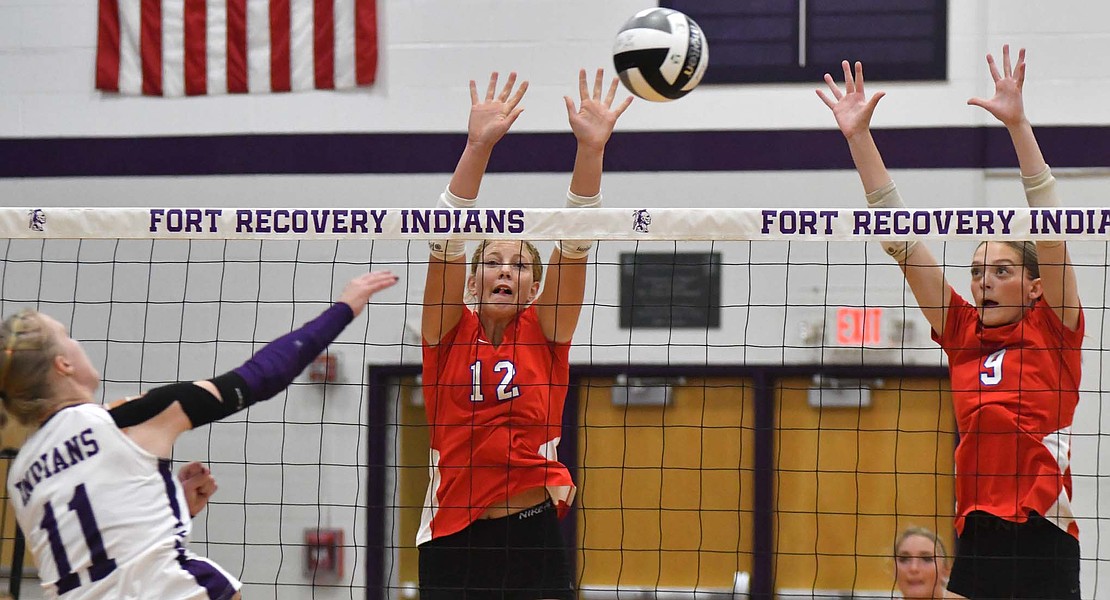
left=477, top=486, right=548, bottom=520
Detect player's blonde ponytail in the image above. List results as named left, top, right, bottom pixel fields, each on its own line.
left=0, top=310, right=59, bottom=426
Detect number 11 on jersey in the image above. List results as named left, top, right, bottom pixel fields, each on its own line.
left=40, top=483, right=117, bottom=594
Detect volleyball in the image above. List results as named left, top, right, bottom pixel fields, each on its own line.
left=612, top=8, right=709, bottom=102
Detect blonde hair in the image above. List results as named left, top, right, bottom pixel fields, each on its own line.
left=0, top=310, right=61, bottom=425
left=469, top=240, right=544, bottom=283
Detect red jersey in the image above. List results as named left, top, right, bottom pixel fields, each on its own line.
left=417, top=305, right=575, bottom=545
left=934, top=289, right=1083, bottom=538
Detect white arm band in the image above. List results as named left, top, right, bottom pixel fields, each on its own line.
left=1023, top=166, right=1064, bottom=247
left=428, top=187, right=474, bottom=261
left=1022, top=166, right=1060, bottom=208
left=864, top=181, right=919, bottom=264
left=558, top=190, right=601, bottom=259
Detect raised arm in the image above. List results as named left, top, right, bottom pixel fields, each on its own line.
left=536, top=68, right=632, bottom=343
left=114, top=271, right=399, bottom=457
left=423, top=72, right=528, bottom=344
left=967, top=45, right=1079, bottom=329
left=818, top=60, right=950, bottom=335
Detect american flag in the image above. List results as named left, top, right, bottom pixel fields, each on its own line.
left=96, top=0, right=377, bottom=96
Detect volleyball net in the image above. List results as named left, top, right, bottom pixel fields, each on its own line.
left=0, top=205, right=1107, bottom=599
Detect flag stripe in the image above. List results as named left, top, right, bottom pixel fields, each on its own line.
left=269, top=0, right=291, bottom=92
left=161, top=0, right=184, bottom=96
left=313, top=0, right=334, bottom=89
left=96, top=0, right=122, bottom=91
left=247, top=0, right=272, bottom=92
left=118, top=0, right=143, bottom=94
left=354, top=0, right=376, bottom=85
left=332, top=0, right=355, bottom=89
left=183, top=0, right=206, bottom=95
left=226, top=0, right=248, bottom=93
left=140, top=0, right=163, bottom=95
left=205, top=0, right=228, bottom=95
left=289, top=0, right=313, bottom=91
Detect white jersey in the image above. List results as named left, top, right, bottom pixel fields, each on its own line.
left=6, top=403, right=240, bottom=599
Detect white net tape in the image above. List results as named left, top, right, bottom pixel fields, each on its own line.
left=4, top=206, right=1109, bottom=241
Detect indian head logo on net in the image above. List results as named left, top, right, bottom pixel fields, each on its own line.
left=28, top=209, right=45, bottom=232
left=633, top=209, right=651, bottom=233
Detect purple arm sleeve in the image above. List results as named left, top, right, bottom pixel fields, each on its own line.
left=232, top=302, right=354, bottom=403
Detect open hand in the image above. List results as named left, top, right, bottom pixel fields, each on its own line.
left=339, top=270, right=399, bottom=317
left=967, top=45, right=1028, bottom=128
left=565, top=68, right=633, bottom=153
left=466, top=72, right=528, bottom=149
left=816, top=60, right=885, bottom=140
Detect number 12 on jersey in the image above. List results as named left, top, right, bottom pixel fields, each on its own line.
left=470, top=360, right=521, bottom=402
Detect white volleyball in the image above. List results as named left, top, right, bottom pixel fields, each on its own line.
left=613, top=8, right=709, bottom=102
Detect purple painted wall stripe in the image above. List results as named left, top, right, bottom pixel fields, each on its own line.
left=2, top=126, right=1108, bottom=178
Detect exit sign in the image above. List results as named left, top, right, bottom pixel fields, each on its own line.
left=834, top=307, right=884, bottom=346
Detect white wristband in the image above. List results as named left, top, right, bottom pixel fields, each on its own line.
left=864, top=180, right=903, bottom=209
left=428, top=188, right=474, bottom=261
left=559, top=189, right=601, bottom=258
left=1022, top=166, right=1060, bottom=208
left=1025, top=167, right=1064, bottom=246
left=882, top=240, right=919, bottom=263
left=566, top=189, right=601, bottom=209
left=864, top=181, right=918, bottom=263
left=439, top=187, right=476, bottom=210
left=558, top=240, right=593, bottom=259
left=429, top=239, right=466, bottom=261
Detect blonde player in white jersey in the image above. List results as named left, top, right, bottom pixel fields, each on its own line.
left=1, top=270, right=397, bottom=599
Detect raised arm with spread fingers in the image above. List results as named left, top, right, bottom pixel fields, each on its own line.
left=967, top=45, right=1080, bottom=330
left=422, top=72, right=528, bottom=345
left=115, top=270, right=399, bottom=458
left=535, top=68, right=632, bottom=343
left=817, top=60, right=949, bottom=335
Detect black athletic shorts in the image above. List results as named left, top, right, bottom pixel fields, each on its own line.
left=418, top=499, right=574, bottom=600
left=948, top=511, right=1080, bottom=600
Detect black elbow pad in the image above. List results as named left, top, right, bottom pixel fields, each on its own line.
left=109, top=373, right=253, bottom=429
